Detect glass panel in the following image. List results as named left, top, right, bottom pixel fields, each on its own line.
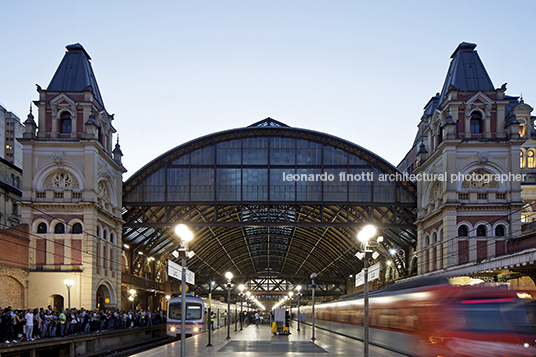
left=124, top=184, right=143, bottom=202
left=191, top=168, right=214, bottom=201
left=349, top=154, right=367, bottom=165
left=243, top=169, right=268, bottom=201
left=217, top=140, right=241, bottom=164
left=168, top=302, right=203, bottom=320
left=296, top=168, right=322, bottom=201
left=143, top=168, right=165, bottom=201
left=243, top=138, right=268, bottom=165
left=167, top=168, right=189, bottom=201
left=324, top=168, right=347, bottom=201
left=171, top=154, right=189, bottom=165
left=348, top=168, right=372, bottom=201
left=297, top=140, right=322, bottom=165
left=270, top=138, right=295, bottom=165
left=191, top=146, right=214, bottom=165
left=398, top=186, right=416, bottom=203
left=324, top=146, right=348, bottom=165
left=270, top=168, right=295, bottom=201
left=217, top=168, right=241, bottom=201
left=373, top=168, right=395, bottom=202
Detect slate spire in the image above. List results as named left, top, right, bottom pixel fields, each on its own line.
left=438, top=42, right=494, bottom=105
left=47, top=43, right=105, bottom=109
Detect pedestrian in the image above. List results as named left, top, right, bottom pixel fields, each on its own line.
left=24, top=309, right=34, bottom=341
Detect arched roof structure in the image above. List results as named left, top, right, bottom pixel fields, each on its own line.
left=122, top=118, right=416, bottom=291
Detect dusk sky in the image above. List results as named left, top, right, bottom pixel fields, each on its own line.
left=2, top=1, right=535, bottom=179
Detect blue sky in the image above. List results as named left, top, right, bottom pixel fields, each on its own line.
left=2, top=1, right=535, bottom=178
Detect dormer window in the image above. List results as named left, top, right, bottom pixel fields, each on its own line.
left=60, top=112, right=72, bottom=134
left=470, top=111, right=482, bottom=134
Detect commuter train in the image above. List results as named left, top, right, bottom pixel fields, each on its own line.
left=296, top=277, right=536, bottom=357
left=167, top=295, right=205, bottom=337
left=166, top=295, right=236, bottom=338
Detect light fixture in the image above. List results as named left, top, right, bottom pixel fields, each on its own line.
left=358, top=224, right=376, bottom=243
left=175, top=224, right=193, bottom=242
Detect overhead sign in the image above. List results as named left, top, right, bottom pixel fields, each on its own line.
left=355, top=262, right=380, bottom=287
left=168, top=260, right=195, bottom=285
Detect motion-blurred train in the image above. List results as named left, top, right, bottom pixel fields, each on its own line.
left=166, top=295, right=235, bottom=338
left=296, top=277, right=536, bottom=357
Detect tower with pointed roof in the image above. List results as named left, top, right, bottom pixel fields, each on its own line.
left=19, top=43, right=126, bottom=310
left=398, top=42, right=534, bottom=279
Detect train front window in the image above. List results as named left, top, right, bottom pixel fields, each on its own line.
left=169, top=302, right=203, bottom=320
left=452, top=299, right=536, bottom=334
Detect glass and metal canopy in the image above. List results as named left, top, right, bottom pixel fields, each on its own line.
left=122, top=118, right=416, bottom=286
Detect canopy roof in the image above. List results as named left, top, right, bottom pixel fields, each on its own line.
left=122, top=118, right=417, bottom=286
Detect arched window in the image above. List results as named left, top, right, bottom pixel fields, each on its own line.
left=470, top=111, right=482, bottom=134
left=10, top=174, right=14, bottom=186
left=495, top=225, right=505, bottom=237
left=521, top=150, right=526, bottom=168
left=110, top=232, right=115, bottom=244
left=424, top=235, right=430, bottom=247
left=37, top=222, right=47, bottom=233
left=104, top=230, right=108, bottom=241
left=60, top=112, right=72, bottom=134
left=72, top=222, right=83, bottom=234
left=432, top=232, right=437, bottom=243
left=54, top=222, right=65, bottom=234
left=519, top=123, right=526, bottom=137
left=529, top=150, right=535, bottom=168
left=96, top=226, right=101, bottom=238
left=439, top=229, right=443, bottom=241
left=458, top=225, right=468, bottom=237
left=476, top=225, right=487, bottom=237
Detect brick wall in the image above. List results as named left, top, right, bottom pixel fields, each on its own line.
left=0, top=224, right=29, bottom=309
left=0, top=224, right=29, bottom=269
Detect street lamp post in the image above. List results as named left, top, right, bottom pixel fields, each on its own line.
left=207, top=281, right=214, bottom=347
left=246, top=291, right=251, bottom=313
left=238, top=284, right=245, bottom=330
left=288, top=292, right=293, bottom=327
left=129, top=289, right=136, bottom=310
left=225, top=272, right=233, bottom=339
left=175, top=224, right=193, bottom=357
left=296, top=285, right=302, bottom=331
left=357, top=224, right=378, bottom=357
left=309, top=273, right=317, bottom=342
left=64, top=280, right=74, bottom=310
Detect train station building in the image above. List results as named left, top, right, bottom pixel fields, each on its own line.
left=1, top=41, right=536, bottom=312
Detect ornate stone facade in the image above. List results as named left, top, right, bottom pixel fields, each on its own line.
left=18, top=44, right=126, bottom=310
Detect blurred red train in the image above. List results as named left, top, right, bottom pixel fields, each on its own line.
left=297, top=277, right=536, bottom=357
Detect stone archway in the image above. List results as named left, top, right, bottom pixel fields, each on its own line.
left=96, top=284, right=111, bottom=310
left=0, top=274, right=25, bottom=309
left=49, top=294, right=64, bottom=312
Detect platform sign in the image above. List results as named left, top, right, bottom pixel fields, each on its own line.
left=355, top=262, right=380, bottom=287
left=168, top=259, right=195, bottom=285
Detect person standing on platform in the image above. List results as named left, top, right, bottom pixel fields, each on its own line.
left=210, top=311, right=215, bottom=330
left=24, top=309, right=34, bottom=341
left=58, top=310, right=66, bottom=336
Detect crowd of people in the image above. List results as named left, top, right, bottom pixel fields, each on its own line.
left=1, top=305, right=166, bottom=344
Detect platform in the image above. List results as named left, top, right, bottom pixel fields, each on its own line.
left=131, top=322, right=409, bottom=356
